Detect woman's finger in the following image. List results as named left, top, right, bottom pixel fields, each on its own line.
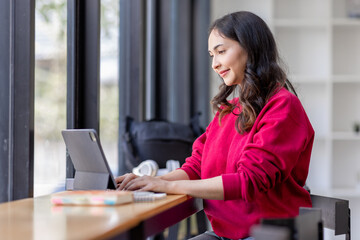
left=117, top=173, right=139, bottom=190
left=125, top=176, right=164, bottom=192
left=124, top=175, right=148, bottom=190
left=124, top=178, right=144, bottom=191
left=115, top=174, right=127, bottom=184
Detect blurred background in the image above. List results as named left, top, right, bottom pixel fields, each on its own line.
left=21, top=0, right=360, bottom=239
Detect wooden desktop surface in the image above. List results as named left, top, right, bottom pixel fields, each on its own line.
left=0, top=193, right=196, bottom=240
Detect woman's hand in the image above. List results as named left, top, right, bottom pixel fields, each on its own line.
left=115, top=173, right=139, bottom=190
left=116, top=169, right=188, bottom=191
left=119, top=175, right=171, bottom=193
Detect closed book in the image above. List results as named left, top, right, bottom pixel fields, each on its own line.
left=50, top=190, right=133, bottom=206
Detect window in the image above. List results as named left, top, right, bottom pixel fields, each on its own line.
left=34, top=0, right=67, bottom=196
left=100, top=0, right=119, bottom=176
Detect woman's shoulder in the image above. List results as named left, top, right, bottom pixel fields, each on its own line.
left=262, top=87, right=308, bottom=122
left=269, top=87, right=301, bottom=108
left=265, top=87, right=311, bottom=127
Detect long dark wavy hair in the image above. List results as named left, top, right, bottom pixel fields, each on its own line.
left=210, top=11, right=297, bottom=134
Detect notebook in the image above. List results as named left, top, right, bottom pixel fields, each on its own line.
left=51, top=190, right=133, bottom=206
left=50, top=190, right=167, bottom=206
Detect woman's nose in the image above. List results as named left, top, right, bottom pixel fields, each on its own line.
left=212, top=57, right=220, bottom=70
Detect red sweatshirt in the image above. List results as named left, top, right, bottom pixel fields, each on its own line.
left=181, top=88, right=314, bottom=239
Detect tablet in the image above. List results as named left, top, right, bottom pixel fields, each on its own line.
left=61, top=129, right=117, bottom=190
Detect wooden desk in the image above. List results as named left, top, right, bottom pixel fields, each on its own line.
left=0, top=193, right=202, bottom=240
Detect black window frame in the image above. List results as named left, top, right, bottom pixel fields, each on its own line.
left=66, top=0, right=101, bottom=178
left=0, top=0, right=35, bottom=203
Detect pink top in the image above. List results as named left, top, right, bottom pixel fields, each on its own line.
left=181, top=88, right=314, bottom=239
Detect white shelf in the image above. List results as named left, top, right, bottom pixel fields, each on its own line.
left=290, top=75, right=329, bottom=83
left=273, top=0, right=360, bottom=192
left=274, top=0, right=330, bottom=20
left=275, top=27, right=330, bottom=77
left=332, top=18, right=360, bottom=26
left=274, top=19, right=328, bottom=28
left=310, top=187, right=360, bottom=198
left=332, top=75, right=360, bottom=83
left=330, top=188, right=360, bottom=198
left=332, top=132, right=360, bottom=140
left=332, top=26, right=360, bottom=75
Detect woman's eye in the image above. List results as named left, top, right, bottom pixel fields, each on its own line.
left=218, top=50, right=225, bottom=54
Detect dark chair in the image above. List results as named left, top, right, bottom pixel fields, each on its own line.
left=298, top=207, right=323, bottom=240
left=252, top=194, right=351, bottom=240
left=310, top=194, right=351, bottom=240
left=252, top=207, right=322, bottom=240
left=251, top=225, right=291, bottom=240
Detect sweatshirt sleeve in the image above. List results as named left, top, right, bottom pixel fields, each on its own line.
left=181, top=119, right=214, bottom=180
left=222, top=93, right=314, bottom=201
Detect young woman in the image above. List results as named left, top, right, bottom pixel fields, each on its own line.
left=116, top=11, right=314, bottom=240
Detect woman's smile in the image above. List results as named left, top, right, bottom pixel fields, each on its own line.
left=219, top=69, right=230, bottom=78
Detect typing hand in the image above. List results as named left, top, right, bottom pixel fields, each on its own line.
left=119, top=175, right=170, bottom=193
left=116, top=173, right=139, bottom=190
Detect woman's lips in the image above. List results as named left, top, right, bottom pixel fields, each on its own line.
left=219, top=69, right=229, bottom=78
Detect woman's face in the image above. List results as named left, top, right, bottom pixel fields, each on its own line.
left=208, top=29, right=248, bottom=86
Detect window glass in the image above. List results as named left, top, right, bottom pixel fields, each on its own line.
left=100, top=0, right=119, bottom=176
left=34, top=0, right=67, bottom=196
